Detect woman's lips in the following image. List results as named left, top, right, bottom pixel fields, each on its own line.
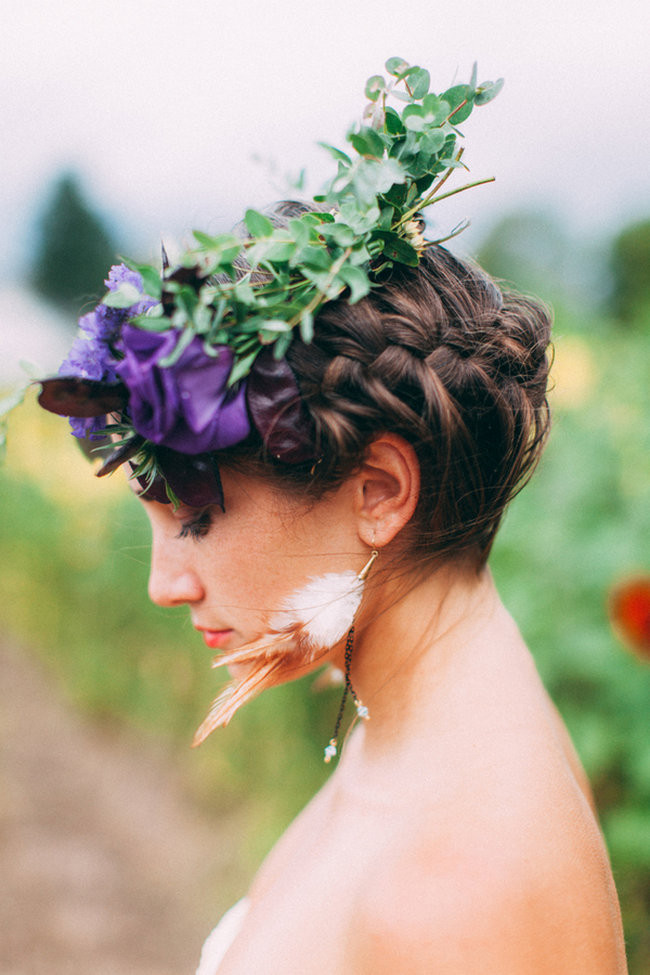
left=199, top=629, right=234, bottom=650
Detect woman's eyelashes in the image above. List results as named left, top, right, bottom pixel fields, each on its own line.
left=177, top=509, right=212, bottom=541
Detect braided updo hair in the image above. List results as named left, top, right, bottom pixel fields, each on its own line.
left=229, top=203, right=552, bottom=569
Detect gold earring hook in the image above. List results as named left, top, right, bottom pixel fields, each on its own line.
left=357, top=548, right=379, bottom=581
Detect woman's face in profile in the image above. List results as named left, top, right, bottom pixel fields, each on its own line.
left=137, top=467, right=363, bottom=663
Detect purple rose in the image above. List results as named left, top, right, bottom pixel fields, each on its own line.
left=116, top=326, right=251, bottom=454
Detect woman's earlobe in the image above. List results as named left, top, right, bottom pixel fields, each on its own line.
left=357, top=434, right=420, bottom=547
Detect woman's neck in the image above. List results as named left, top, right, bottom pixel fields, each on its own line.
left=347, top=562, right=503, bottom=753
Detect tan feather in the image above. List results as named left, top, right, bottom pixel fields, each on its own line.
left=192, top=558, right=378, bottom=746
left=192, top=621, right=327, bottom=746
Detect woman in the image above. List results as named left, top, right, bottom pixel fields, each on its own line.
left=36, top=61, right=627, bottom=973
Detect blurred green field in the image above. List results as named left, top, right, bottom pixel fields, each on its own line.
left=1, top=312, right=649, bottom=970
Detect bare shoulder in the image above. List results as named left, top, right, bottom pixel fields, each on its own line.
left=346, top=792, right=627, bottom=975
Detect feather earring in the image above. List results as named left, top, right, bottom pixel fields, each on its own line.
left=192, top=548, right=379, bottom=747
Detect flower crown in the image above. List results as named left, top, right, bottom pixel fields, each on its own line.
left=38, top=58, right=503, bottom=509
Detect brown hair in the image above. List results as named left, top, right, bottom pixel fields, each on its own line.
left=227, top=206, right=552, bottom=569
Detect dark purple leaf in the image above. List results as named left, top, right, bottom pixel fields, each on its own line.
left=38, top=377, right=128, bottom=418
left=96, top=435, right=145, bottom=478
left=157, top=447, right=224, bottom=509
left=246, top=349, right=315, bottom=463
left=131, top=449, right=224, bottom=509
left=129, top=464, right=171, bottom=504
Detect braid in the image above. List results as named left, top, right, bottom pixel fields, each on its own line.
left=222, top=205, right=552, bottom=568
left=284, top=244, right=551, bottom=566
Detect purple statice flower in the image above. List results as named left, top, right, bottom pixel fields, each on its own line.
left=59, top=263, right=157, bottom=440
left=68, top=415, right=109, bottom=440
left=116, top=326, right=251, bottom=454
left=78, top=304, right=124, bottom=345
left=105, top=264, right=145, bottom=293
left=59, top=335, right=108, bottom=381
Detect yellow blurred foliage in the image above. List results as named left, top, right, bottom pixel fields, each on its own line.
left=4, top=390, right=125, bottom=515
left=549, top=334, right=597, bottom=409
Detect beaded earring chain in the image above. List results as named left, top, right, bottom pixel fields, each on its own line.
left=323, top=625, right=370, bottom=763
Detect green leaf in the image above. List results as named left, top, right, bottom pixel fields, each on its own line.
left=338, top=201, right=382, bottom=235
left=442, top=84, right=475, bottom=123
left=349, top=126, right=385, bottom=158
left=122, top=258, right=162, bottom=298
left=227, top=349, right=259, bottom=387
left=475, top=77, right=505, bottom=105
left=372, top=231, right=420, bottom=267
left=272, top=332, right=293, bottom=361
left=318, top=222, right=357, bottom=247
left=385, top=56, right=409, bottom=77
left=318, top=142, right=352, bottom=166
left=247, top=238, right=295, bottom=264
left=244, top=208, right=274, bottom=238
left=292, top=244, right=331, bottom=271
left=410, top=68, right=430, bottom=100
left=234, top=280, right=255, bottom=303
left=102, top=282, right=142, bottom=308
left=420, top=129, right=446, bottom=154
left=129, top=311, right=169, bottom=332
left=384, top=106, right=405, bottom=136
left=299, top=308, right=314, bottom=343
left=157, top=325, right=195, bottom=368
left=421, top=93, right=447, bottom=125
left=289, top=218, right=312, bottom=248
left=365, top=74, right=385, bottom=102
left=403, top=113, right=425, bottom=132
left=192, top=229, right=222, bottom=248
left=337, top=265, right=371, bottom=304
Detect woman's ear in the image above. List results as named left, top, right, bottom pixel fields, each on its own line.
left=355, top=434, right=420, bottom=547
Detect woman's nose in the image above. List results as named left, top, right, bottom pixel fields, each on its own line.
left=147, top=537, right=205, bottom=608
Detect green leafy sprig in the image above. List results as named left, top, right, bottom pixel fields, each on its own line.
left=105, top=58, right=503, bottom=382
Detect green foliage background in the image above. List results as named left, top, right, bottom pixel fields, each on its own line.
left=1, top=244, right=649, bottom=969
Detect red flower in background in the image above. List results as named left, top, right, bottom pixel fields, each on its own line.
left=608, top=576, right=650, bottom=662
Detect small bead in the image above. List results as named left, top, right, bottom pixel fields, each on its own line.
left=356, top=702, right=370, bottom=720
left=324, top=740, right=338, bottom=763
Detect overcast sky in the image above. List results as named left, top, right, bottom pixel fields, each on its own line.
left=3, top=0, right=650, bottom=280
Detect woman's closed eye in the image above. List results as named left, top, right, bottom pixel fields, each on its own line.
left=177, top=509, right=212, bottom=541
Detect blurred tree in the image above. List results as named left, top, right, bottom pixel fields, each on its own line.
left=476, top=209, right=573, bottom=305
left=608, top=218, right=650, bottom=323
left=30, top=172, right=117, bottom=319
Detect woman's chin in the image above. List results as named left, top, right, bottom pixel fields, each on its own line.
left=226, top=662, right=256, bottom=680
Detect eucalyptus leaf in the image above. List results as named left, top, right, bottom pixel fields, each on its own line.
left=364, top=74, right=385, bottom=102
left=385, top=56, right=409, bottom=76
left=475, top=77, right=505, bottom=105
left=373, top=231, right=420, bottom=267
left=384, top=107, right=405, bottom=136
left=244, top=208, right=274, bottom=238
left=337, top=265, right=371, bottom=304
left=410, top=68, right=430, bottom=100
left=349, top=126, right=385, bottom=158
left=289, top=218, right=311, bottom=248
left=318, top=222, right=356, bottom=247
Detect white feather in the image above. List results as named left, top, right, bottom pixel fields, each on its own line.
left=271, top=570, right=363, bottom=654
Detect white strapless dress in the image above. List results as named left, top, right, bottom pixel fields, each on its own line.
left=196, top=898, right=250, bottom=975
